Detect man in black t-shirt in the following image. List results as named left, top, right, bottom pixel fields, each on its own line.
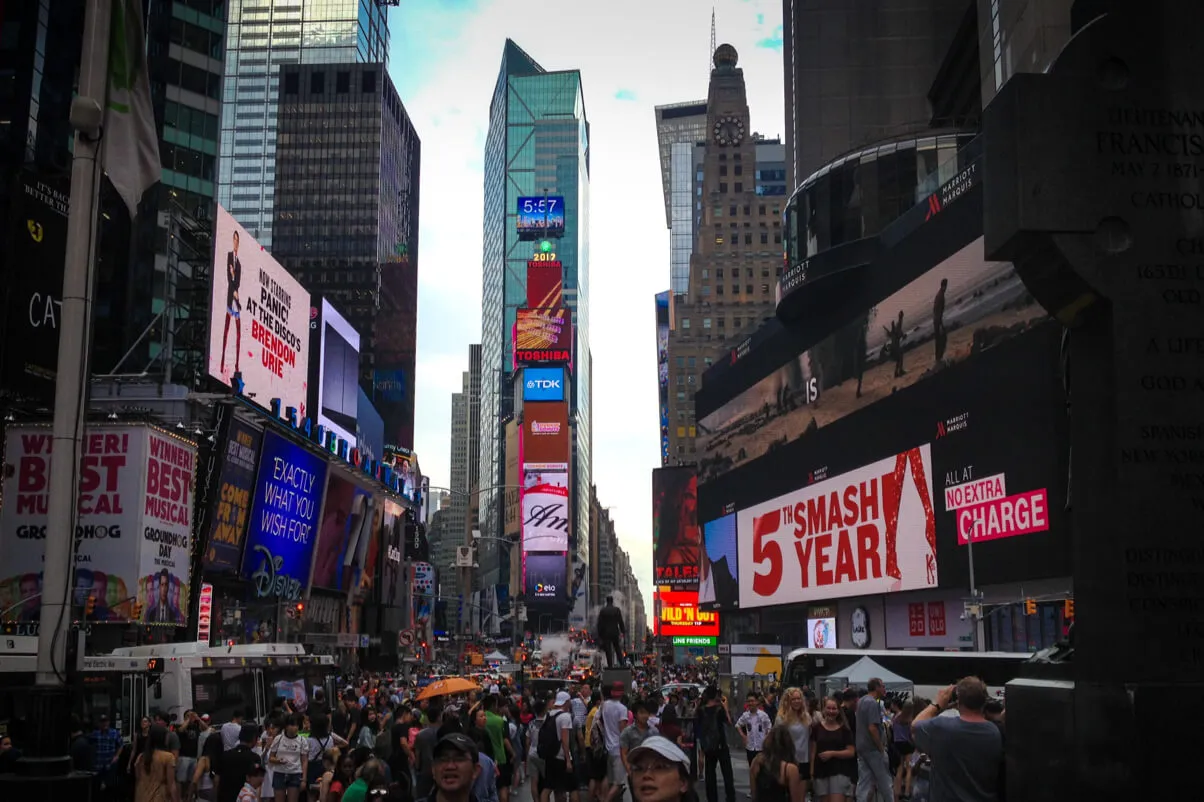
left=695, top=687, right=735, bottom=802
left=215, top=723, right=262, bottom=802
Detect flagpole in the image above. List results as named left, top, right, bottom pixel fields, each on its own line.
left=35, top=0, right=112, bottom=689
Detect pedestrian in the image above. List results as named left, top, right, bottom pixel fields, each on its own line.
left=735, top=694, right=771, bottom=766
left=853, top=680, right=893, bottom=802
left=749, top=727, right=803, bottom=802
left=625, top=736, right=694, bottom=802
left=694, top=687, right=735, bottom=802
left=809, top=697, right=855, bottom=802
left=777, top=689, right=811, bottom=802
left=134, top=725, right=178, bottom=802
left=266, top=713, right=310, bottom=802
left=419, top=736, right=481, bottom=802
left=910, top=678, right=1002, bottom=802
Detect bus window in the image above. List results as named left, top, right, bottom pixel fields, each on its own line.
left=193, top=669, right=257, bottom=724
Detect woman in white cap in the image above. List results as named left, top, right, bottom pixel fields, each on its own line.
left=625, top=736, right=699, bottom=802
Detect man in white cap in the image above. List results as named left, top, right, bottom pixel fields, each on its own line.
left=539, top=691, right=576, bottom=802
left=625, top=736, right=692, bottom=802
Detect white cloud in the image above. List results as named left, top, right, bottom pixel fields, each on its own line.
left=391, top=0, right=784, bottom=602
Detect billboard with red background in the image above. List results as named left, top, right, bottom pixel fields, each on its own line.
left=527, top=263, right=563, bottom=309
left=652, top=467, right=700, bottom=590
left=655, top=589, right=719, bottom=637
left=515, top=308, right=573, bottom=365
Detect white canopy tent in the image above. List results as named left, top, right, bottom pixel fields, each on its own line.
left=820, top=656, right=914, bottom=696
left=484, top=650, right=509, bottom=662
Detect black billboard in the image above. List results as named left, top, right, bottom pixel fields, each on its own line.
left=698, top=324, right=1069, bottom=610
left=2, top=172, right=69, bottom=401
left=201, top=417, right=264, bottom=573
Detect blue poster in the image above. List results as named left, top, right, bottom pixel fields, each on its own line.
left=241, top=431, right=329, bottom=600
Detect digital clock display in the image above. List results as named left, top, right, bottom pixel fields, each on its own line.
left=516, top=196, right=565, bottom=239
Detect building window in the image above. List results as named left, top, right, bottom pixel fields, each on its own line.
left=729, top=205, right=737, bottom=217
left=719, top=183, right=728, bottom=193
left=734, top=153, right=741, bottom=161
left=310, top=71, right=324, bottom=93
left=762, top=267, right=770, bottom=277
left=716, top=284, right=724, bottom=295
left=715, top=236, right=724, bottom=245
left=733, top=317, right=742, bottom=328
left=682, top=318, right=691, bottom=329
left=759, top=204, right=766, bottom=215
left=746, top=285, right=754, bottom=294
left=676, top=375, right=685, bottom=386
left=735, top=165, right=743, bottom=175
left=703, top=318, right=712, bottom=328
left=362, top=71, right=376, bottom=92
left=735, top=182, right=743, bottom=193
left=676, top=356, right=685, bottom=367
left=761, top=283, right=769, bottom=294
left=677, top=426, right=686, bottom=437
left=719, top=153, right=727, bottom=161
left=702, top=285, right=711, bottom=295
left=688, top=374, right=696, bottom=384
left=744, top=234, right=751, bottom=245
left=701, top=268, right=709, bottom=279
left=732, top=284, right=739, bottom=294
left=687, top=357, right=696, bottom=368
left=719, top=165, right=727, bottom=176
left=716, top=268, right=724, bottom=278
left=717, top=318, right=725, bottom=328
left=283, top=72, right=299, bottom=94
left=774, top=233, right=782, bottom=244
left=761, top=233, right=769, bottom=245
left=746, top=268, right=753, bottom=277
left=713, top=206, right=722, bottom=218
left=704, top=357, right=713, bottom=367
left=336, top=71, right=350, bottom=93
left=676, top=392, right=686, bottom=402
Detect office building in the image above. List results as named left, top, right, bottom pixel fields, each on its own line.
left=781, top=0, right=966, bottom=190
left=441, top=344, right=482, bottom=607
left=217, top=0, right=389, bottom=250
left=272, top=62, right=420, bottom=449
left=664, top=46, right=786, bottom=465
left=479, top=40, right=592, bottom=591
left=654, top=101, right=708, bottom=295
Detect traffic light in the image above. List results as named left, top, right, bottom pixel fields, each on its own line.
left=1063, top=599, right=1075, bottom=619
left=1024, top=598, right=1037, bottom=615
left=85, top=595, right=96, bottom=616
left=295, top=602, right=305, bottom=617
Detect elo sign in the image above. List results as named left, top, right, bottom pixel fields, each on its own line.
left=523, top=367, right=565, bottom=402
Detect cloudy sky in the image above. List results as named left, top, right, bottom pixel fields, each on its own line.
left=387, top=0, right=784, bottom=599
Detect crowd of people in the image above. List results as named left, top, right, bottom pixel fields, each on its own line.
left=0, top=670, right=1004, bottom=802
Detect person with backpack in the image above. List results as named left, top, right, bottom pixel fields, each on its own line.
left=599, top=683, right=630, bottom=802
left=527, top=699, right=548, bottom=802
left=538, top=692, right=576, bottom=802
left=694, top=687, right=735, bottom=802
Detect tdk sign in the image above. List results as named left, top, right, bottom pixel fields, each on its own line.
left=523, top=367, right=565, bottom=401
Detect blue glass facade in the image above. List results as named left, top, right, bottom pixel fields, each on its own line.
left=479, top=41, right=592, bottom=592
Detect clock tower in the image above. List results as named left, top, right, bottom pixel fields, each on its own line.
left=663, top=45, right=785, bottom=466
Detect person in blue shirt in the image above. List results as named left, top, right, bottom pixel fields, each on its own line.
left=89, top=713, right=125, bottom=788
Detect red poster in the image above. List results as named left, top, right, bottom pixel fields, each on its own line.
left=927, top=601, right=946, bottom=636
left=908, top=603, right=926, bottom=637
left=527, top=264, right=563, bottom=310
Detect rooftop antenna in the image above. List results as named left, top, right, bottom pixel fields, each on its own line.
left=710, top=7, right=716, bottom=70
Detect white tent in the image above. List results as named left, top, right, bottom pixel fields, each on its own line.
left=484, top=650, right=508, bottom=662
left=820, top=656, right=913, bottom=695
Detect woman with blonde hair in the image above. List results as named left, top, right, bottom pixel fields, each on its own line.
left=776, top=688, right=812, bottom=801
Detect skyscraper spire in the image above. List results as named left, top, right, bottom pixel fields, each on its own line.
left=710, top=7, right=717, bottom=71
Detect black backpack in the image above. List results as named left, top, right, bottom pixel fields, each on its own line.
left=697, top=707, right=723, bottom=755
left=537, top=711, right=566, bottom=760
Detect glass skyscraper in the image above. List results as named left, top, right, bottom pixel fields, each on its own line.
left=654, top=101, right=708, bottom=296
left=217, top=0, right=389, bottom=249
left=479, top=40, right=592, bottom=593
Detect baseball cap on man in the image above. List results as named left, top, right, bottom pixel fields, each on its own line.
left=554, top=691, right=572, bottom=707
left=434, top=733, right=479, bottom=763
left=627, top=736, right=691, bottom=771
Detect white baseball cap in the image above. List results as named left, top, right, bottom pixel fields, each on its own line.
left=626, top=736, right=691, bottom=771
left=554, top=691, right=572, bottom=707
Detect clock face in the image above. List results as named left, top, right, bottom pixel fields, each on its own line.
left=712, top=114, right=745, bottom=146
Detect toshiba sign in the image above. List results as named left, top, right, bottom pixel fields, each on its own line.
left=737, top=445, right=938, bottom=609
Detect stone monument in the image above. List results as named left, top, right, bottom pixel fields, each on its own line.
left=982, top=3, right=1204, bottom=799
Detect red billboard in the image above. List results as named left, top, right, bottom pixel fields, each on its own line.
left=515, top=308, right=573, bottom=365
left=656, top=589, right=719, bottom=637
left=527, top=263, right=563, bottom=309
left=652, top=467, right=700, bottom=589
left=522, top=401, right=570, bottom=466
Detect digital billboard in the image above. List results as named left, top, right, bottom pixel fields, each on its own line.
left=527, top=262, right=563, bottom=309
left=516, top=196, right=566, bottom=238
left=380, top=499, right=405, bottom=607
left=373, top=254, right=418, bottom=451
left=208, top=206, right=311, bottom=414
left=522, top=401, right=570, bottom=468
left=311, top=472, right=372, bottom=591
left=504, top=420, right=521, bottom=538
left=0, top=425, right=194, bottom=625
left=202, top=418, right=262, bottom=572
left=737, top=445, right=938, bottom=609
left=652, top=467, right=700, bottom=590
left=515, top=308, right=573, bottom=365
left=309, top=298, right=360, bottom=449
left=525, top=553, right=567, bottom=601
left=522, top=468, right=569, bottom=552
left=356, top=387, right=385, bottom=465
left=657, top=590, right=719, bottom=638
left=523, top=367, right=565, bottom=402
left=655, top=292, right=671, bottom=466
left=696, top=324, right=1068, bottom=610
left=2, top=172, right=69, bottom=401
left=241, top=430, right=329, bottom=600
left=697, top=237, right=1045, bottom=483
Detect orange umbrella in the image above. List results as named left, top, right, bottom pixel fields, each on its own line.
left=416, top=677, right=480, bottom=700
